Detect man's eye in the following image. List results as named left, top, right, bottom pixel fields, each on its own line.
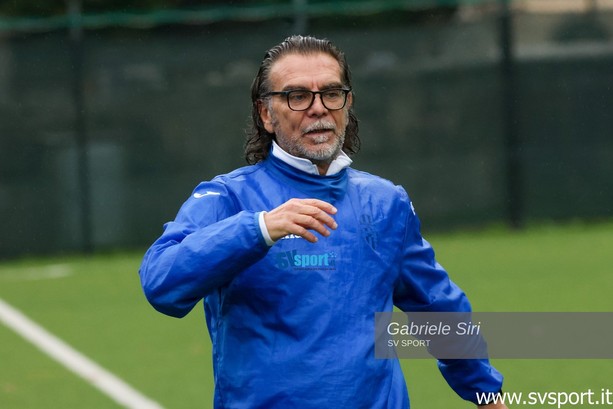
left=323, top=90, right=342, bottom=99
left=289, top=91, right=309, bottom=102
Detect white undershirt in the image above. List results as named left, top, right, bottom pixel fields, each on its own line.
left=258, top=141, right=353, bottom=246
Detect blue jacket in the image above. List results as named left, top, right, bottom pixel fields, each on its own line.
left=139, top=154, right=503, bottom=408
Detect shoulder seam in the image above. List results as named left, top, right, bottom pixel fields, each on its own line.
left=213, top=163, right=265, bottom=182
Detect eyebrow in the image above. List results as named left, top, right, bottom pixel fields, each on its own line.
left=281, top=82, right=345, bottom=92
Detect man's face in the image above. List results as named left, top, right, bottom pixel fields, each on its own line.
left=259, top=52, right=352, bottom=167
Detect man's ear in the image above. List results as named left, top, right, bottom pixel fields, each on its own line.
left=258, top=100, right=274, bottom=134
left=346, top=91, right=354, bottom=110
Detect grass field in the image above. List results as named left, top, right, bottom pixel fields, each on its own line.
left=1, top=221, right=612, bottom=408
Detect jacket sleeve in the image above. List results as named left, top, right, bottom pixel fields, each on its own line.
left=138, top=181, right=270, bottom=318
left=392, top=187, right=503, bottom=404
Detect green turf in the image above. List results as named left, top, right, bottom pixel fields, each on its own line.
left=402, top=221, right=613, bottom=408
left=0, top=221, right=612, bottom=408
left=0, top=254, right=212, bottom=409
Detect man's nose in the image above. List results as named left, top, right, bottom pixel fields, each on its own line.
left=307, top=93, right=328, bottom=116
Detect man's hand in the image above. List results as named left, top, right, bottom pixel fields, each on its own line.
left=478, top=403, right=509, bottom=409
left=264, top=198, right=338, bottom=243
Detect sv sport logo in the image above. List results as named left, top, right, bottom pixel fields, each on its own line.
left=273, top=250, right=337, bottom=270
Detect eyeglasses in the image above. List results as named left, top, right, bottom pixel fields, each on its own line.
left=261, top=88, right=351, bottom=111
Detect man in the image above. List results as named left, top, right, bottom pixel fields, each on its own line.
left=139, top=35, right=507, bottom=408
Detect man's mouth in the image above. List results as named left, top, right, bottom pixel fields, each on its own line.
left=305, top=129, right=332, bottom=136
left=303, top=122, right=336, bottom=140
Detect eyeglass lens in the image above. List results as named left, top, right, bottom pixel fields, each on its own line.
left=287, top=89, right=348, bottom=111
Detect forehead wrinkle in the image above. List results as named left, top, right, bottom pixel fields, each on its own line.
left=269, top=52, right=343, bottom=91
left=281, top=81, right=344, bottom=92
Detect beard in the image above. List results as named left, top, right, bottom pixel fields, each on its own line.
left=270, top=112, right=347, bottom=165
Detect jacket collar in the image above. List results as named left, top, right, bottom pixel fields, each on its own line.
left=264, top=143, right=349, bottom=203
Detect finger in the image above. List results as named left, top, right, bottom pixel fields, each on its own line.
left=293, top=213, right=333, bottom=238
left=299, top=206, right=338, bottom=231
left=264, top=199, right=339, bottom=242
left=289, top=200, right=338, bottom=230
left=292, top=226, right=319, bottom=243
left=272, top=217, right=320, bottom=243
left=298, top=199, right=337, bottom=215
left=264, top=209, right=323, bottom=242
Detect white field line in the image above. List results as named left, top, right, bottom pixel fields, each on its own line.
left=0, top=297, right=165, bottom=409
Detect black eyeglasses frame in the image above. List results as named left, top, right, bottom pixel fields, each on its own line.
left=261, top=88, right=352, bottom=111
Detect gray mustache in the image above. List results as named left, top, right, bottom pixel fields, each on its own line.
left=303, top=121, right=336, bottom=134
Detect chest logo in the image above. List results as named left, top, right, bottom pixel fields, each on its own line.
left=360, top=214, right=378, bottom=250
left=272, top=250, right=337, bottom=271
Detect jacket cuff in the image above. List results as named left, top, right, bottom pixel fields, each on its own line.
left=257, top=211, right=276, bottom=247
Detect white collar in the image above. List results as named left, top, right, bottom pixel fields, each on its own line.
left=271, top=141, right=352, bottom=176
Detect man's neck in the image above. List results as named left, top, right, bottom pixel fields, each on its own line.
left=312, top=160, right=332, bottom=176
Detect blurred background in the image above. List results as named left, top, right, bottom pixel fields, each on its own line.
left=0, top=0, right=612, bottom=258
